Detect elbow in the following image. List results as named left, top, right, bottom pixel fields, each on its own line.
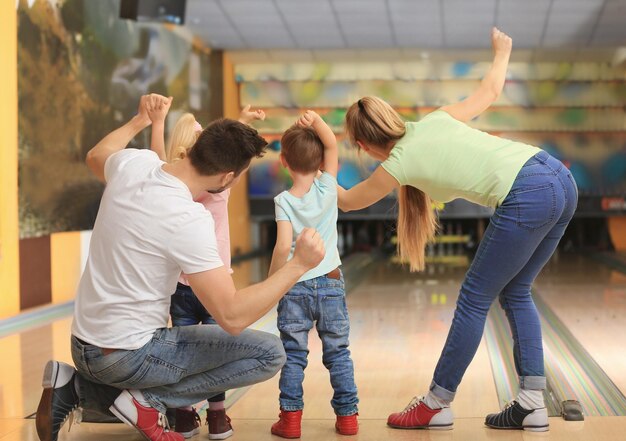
left=214, top=311, right=247, bottom=336
left=85, top=149, right=96, bottom=167
left=488, top=84, right=502, bottom=102
left=220, top=317, right=246, bottom=336
left=338, top=201, right=354, bottom=213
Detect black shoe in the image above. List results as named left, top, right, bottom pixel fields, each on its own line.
left=485, top=401, right=549, bottom=432
left=36, top=360, right=80, bottom=441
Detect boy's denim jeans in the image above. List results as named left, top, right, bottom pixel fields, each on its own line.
left=277, top=270, right=359, bottom=416
left=71, top=325, right=286, bottom=415
left=431, top=151, right=578, bottom=401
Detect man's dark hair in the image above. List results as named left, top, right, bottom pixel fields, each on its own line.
left=188, top=118, right=267, bottom=176
left=280, top=126, right=323, bottom=174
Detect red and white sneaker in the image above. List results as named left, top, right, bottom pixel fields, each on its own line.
left=387, top=396, right=453, bottom=430
left=110, top=390, right=184, bottom=441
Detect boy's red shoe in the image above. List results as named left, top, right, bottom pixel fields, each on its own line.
left=335, top=413, right=359, bottom=435
left=387, top=396, right=453, bottom=430
left=271, top=409, right=302, bottom=438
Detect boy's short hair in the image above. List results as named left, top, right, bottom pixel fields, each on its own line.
left=280, top=126, right=323, bottom=174
left=188, top=118, right=267, bottom=177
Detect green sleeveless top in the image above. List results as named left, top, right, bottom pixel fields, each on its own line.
left=380, top=110, right=540, bottom=208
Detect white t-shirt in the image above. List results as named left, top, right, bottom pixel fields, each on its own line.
left=71, top=149, right=223, bottom=349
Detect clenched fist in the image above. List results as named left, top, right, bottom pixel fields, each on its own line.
left=491, top=27, right=512, bottom=56
left=292, top=227, right=325, bottom=270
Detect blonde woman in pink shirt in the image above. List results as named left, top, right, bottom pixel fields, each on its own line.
left=148, top=101, right=265, bottom=440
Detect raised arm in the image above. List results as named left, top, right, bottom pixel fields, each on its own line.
left=147, top=95, right=173, bottom=161
left=338, top=166, right=399, bottom=212
left=297, top=110, right=338, bottom=177
left=187, top=228, right=323, bottom=335
left=85, top=95, right=151, bottom=181
left=440, top=28, right=512, bottom=122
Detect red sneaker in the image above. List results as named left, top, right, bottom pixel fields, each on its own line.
left=110, top=390, right=184, bottom=441
left=387, top=396, right=453, bottom=430
left=335, top=413, right=359, bottom=435
left=271, top=409, right=302, bottom=439
left=207, top=408, right=233, bottom=440
left=174, top=407, right=201, bottom=439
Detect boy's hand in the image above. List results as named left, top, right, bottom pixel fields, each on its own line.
left=292, top=228, right=325, bottom=270
left=145, top=94, right=173, bottom=125
left=239, top=104, right=266, bottom=125
left=491, top=27, right=512, bottom=56
left=296, top=110, right=319, bottom=128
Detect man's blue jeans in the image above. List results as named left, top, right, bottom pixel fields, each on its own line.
left=277, top=271, right=359, bottom=416
left=169, top=282, right=226, bottom=403
left=431, top=151, right=578, bottom=401
left=71, top=325, right=286, bottom=415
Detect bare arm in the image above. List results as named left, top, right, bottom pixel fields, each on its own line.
left=268, top=220, right=293, bottom=276
left=147, top=95, right=173, bottom=161
left=440, top=28, right=512, bottom=122
left=298, top=110, right=338, bottom=177
left=338, top=166, right=399, bottom=212
left=187, top=228, right=324, bottom=335
left=238, top=104, right=266, bottom=125
left=85, top=95, right=151, bottom=181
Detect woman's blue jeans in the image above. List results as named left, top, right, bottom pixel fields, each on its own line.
left=431, top=151, right=578, bottom=401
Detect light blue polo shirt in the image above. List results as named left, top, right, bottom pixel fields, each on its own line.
left=274, top=172, right=342, bottom=283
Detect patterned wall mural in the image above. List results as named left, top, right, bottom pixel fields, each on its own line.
left=17, top=0, right=213, bottom=238
left=237, top=61, right=626, bottom=216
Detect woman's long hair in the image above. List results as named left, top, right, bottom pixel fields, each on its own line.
left=167, top=113, right=200, bottom=163
left=345, top=96, right=438, bottom=272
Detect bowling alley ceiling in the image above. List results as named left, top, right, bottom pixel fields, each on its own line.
left=185, top=0, right=626, bottom=53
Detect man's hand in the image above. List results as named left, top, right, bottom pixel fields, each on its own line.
left=491, top=27, right=512, bottom=57
left=238, top=104, right=266, bottom=125
left=296, top=110, right=319, bottom=128
left=145, top=94, right=173, bottom=125
left=291, top=228, right=325, bottom=271
left=137, top=95, right=152, bottom=127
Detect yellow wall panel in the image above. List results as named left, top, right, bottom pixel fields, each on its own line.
left=0, top=1, right=20, bottom=319
left=50, top=232, right=82, bottom=303
left=224, top=53, right=252, bottom=256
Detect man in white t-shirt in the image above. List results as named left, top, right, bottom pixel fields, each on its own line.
left=35, top=95, right=325, bottom=441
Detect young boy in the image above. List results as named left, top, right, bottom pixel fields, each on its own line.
left=269, top=111, right=359, bottom=438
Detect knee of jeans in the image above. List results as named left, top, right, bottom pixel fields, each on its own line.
left=265, top=334, right=287, bottom=373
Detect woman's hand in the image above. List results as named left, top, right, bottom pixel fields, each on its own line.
left=491, top=27, right=512, bottom=57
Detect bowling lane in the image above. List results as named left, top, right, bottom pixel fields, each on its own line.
left=229, top=258, right=501, bottom=421
left=534, top=254, right=626, bottom=394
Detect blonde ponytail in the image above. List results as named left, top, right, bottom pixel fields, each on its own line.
left=167, top=113, right=200, bottom=163
left=346, top=96, right=438, bottom=272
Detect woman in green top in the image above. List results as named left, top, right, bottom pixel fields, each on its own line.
left=338, top=28, right=577, bottom=432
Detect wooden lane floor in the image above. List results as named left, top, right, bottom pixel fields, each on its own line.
left=533, top=254, right=626, bottom=399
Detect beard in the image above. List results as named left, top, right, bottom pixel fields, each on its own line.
left=206, top=175, right=235, bottom=194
